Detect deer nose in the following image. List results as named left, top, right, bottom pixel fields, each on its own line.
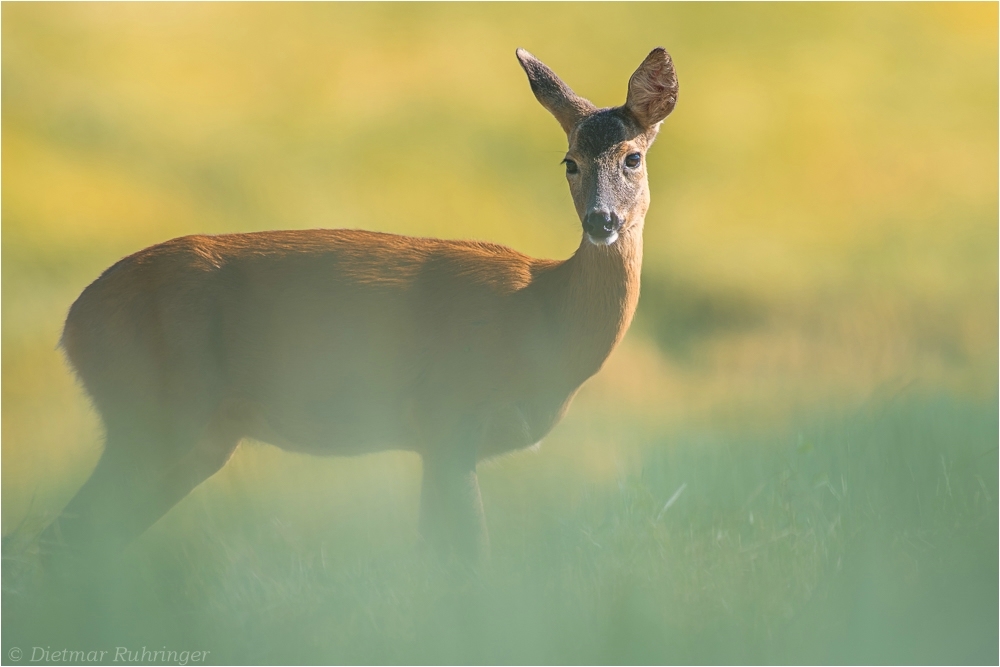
left=583, top=210, right=622, bottom=239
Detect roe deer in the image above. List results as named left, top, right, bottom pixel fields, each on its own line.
left=42, top=47, right=678, bottom=564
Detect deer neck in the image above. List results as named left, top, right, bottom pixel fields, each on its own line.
left=547, top=224, right=643, bottom=385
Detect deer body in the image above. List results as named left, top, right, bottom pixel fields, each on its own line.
left=44, top=48, right=677, bottom=563
left=65, top=229, right=637, bottom=459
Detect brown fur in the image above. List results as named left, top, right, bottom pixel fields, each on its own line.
left=43, top=48, right=678, bottom=564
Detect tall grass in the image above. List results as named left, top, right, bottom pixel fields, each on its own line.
left=4, top=394, right=996, bottom=663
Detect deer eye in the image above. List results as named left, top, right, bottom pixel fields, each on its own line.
left=624, top=153, right=642, bottom=169
left=563, top=159, right=578, bottom=175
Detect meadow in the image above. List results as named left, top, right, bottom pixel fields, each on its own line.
left=2, top=4, right=997, bottom=664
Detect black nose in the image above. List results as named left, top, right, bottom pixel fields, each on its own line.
left=583, top=210, right=622, bottom=238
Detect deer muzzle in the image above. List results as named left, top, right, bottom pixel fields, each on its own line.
left=583, top=209, right=623, bottom=245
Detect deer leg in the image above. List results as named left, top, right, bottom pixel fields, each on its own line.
left=135, top=417, right=241, bottom=537
left=40, top=423, right=175, bottom=564
left=419, top=446, right=489, bottom=565
left=41, top=408, right=240, bottom=566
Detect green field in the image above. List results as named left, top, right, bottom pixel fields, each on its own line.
left=3, top=4, right=997, bottom=664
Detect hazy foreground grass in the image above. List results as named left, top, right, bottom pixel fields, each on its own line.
left=3, top=392, right=996, bottom=664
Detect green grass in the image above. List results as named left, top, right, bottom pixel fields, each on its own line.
left=4, top=393, right=996, bottom=664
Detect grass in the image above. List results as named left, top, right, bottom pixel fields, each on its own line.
left=3, top=392, right=996, bottom=664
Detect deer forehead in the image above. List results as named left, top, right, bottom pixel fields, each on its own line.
left=569, top=109, right=646, bottom=160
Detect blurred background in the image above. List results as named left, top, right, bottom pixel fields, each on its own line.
left=2, top=3, right=996, bottom=664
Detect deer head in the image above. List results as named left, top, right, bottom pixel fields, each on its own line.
left=516, top=48, right=678, bottom=246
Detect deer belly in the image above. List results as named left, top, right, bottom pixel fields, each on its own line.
left=235, top=313, right=418, bottom=455
left=250, top=360, right=413, bottom=455
left=255, top=398, right=408, bottom=456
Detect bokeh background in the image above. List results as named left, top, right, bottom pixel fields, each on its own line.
left=2, top=3, right=997, bottom=664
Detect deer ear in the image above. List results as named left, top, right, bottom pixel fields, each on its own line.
left=625, top=47, right=678, bottom=129
left=516, top=48, right=596, bottom=135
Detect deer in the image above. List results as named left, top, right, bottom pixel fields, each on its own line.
left=40, top=47, right=678, bottom=566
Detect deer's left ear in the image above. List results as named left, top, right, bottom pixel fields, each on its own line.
left=625, top=47, right=678, bottom=129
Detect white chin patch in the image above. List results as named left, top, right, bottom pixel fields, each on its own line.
left=586, top=231, right=619, bottom=246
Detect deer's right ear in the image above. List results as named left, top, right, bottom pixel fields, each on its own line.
left=516, top=48, right=596, bottom=135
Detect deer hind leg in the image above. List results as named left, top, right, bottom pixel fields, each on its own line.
left=39, top=417, right=174, bottom=565
left=139, top=404, right=244, bottom=534
left=41, top=405, right=241, bottom=566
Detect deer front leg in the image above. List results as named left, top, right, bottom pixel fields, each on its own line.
left=419, top=449, right=489, bottom=565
